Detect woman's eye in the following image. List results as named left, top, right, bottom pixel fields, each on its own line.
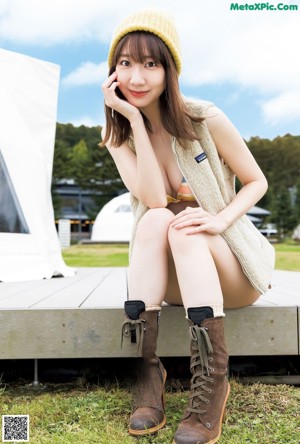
left=146, top=61, right=158, bottom=68
left=120, top=60, right=130, bottom=67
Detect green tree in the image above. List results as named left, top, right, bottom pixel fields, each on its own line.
left=69, top=139, right=92, bottom=188
left=52, top=124, right=126, bottom=219
left=271, top=187, right=297, bottom=238
left=294, top=179, right=300, bottom=226
left=247, top=134, right=300, bottom=211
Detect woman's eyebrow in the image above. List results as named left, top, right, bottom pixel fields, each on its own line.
left=118, top=53, right=154, bottom=59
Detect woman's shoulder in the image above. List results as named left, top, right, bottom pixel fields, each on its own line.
left=183, top=97, right=229, bottom=133
left=183, top=96, right=215, bottom=118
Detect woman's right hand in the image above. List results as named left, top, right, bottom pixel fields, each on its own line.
left=101, top=71, right=140, bottom=123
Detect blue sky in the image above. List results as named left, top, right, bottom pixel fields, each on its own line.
left=1, top=0, right=300, bottom=140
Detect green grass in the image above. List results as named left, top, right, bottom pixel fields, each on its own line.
left=1, top=380, right=299, bottom=443
left=62, top=244, right=129, bottom=267
left=274, top=241, right=300, bottom=271
left=62, top=241, right=300, bottom=271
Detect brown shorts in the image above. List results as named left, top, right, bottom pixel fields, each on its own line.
left=166, top=200, right=199, bottom=215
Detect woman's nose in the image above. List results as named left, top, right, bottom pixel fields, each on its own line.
left=130, top=66, right=146, bottom=85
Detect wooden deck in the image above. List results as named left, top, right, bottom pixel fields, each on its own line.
left=0, top=268, right=299, bottom=359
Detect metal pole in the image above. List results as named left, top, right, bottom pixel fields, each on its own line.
left=78, top=188, right=82, bottom=241
left=33, top=359, right=39, bottom=386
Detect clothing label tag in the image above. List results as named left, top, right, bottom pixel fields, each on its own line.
left=194, top=152, right=207, bottom=163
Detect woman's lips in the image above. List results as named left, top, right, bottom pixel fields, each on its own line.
left=129, top=90, right=148, bottom=97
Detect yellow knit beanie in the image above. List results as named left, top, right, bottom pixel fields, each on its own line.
left=108, top=9, right=182, bottom=74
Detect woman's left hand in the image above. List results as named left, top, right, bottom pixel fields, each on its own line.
left=170, top=206, right=228, bottom=235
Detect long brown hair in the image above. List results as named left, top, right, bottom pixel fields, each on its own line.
left=101, top=31, right=203, bottom=148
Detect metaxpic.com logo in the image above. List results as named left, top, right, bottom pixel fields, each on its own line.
left=230, top=2, right=299, bottom=10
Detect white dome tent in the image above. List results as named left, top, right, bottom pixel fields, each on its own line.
left=91, top=192, right=133, bottom=243
left=0, top=49, right=74, bottom=282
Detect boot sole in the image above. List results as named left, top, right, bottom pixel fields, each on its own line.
left=129, top=415, right=167, bottom=436
left=128, top=368, right=167, bottom=436
left=172, top=382, right=231, bottom=444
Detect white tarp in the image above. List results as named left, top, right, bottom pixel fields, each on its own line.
left=0, top=49, right=74, bottom=282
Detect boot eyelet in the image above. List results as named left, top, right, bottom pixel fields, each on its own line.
left=206, top=422, right=211, bottom=428
left=208, top=357, right=213, bottom=362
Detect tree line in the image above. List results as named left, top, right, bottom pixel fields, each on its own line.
left=52, top=124, right=300, bottom=236
left=247, top=134, right=300, bottom=235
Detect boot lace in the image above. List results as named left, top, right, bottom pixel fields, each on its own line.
left=187, top=324, right=214, bottom=415
left=121, top=319, right=145, bottom=354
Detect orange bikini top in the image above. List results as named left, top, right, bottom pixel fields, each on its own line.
left=167, top=177, right=196, bottom=204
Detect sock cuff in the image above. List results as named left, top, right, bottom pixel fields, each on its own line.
left=146, top=305, right=161, bottom=312
left=212, top=305, right=225, bottom=318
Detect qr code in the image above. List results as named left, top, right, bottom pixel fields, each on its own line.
left=2, top=415, right=29, bottom=442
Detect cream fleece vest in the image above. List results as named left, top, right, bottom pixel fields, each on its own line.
left=127, top=99, right=275, bottom=294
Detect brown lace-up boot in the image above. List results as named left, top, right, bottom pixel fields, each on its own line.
left=121, top=300, right=167, bottom=436
left=173, top=307, right=230, bottom=444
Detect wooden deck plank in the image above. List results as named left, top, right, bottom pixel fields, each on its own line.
left=0, top=268, right=99, bottom=308
left=272, top=270, right=300, bottom=286
left=81, top=268, right=128, bottom=308
left=0, top=280, right=49, bottom=299
left=260, top=291, right=300, bottom=306
left=0, top=269, right=299, bottom=309
left=0, top=279, right=76, bottom=308
left=0, top=268, right=89, bottom=300
left=32, top=268, right=112, bottom=308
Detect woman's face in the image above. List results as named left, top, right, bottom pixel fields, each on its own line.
left=115, top=42, right=166, bottom=111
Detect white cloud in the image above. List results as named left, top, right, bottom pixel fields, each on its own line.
left=0, top=0, right=111, bottom=44
left=0, top=0, right=167, bottom=44
left=176, top=5, right=300, bottom=127
left=60, top=112, right=104, bottom=128
left=62, top=61, right=108, bottom=87
left=179, top=8, right=300, bottom=90
left=262, top=91, right=300, bottom=126
left=1, top=0, right=299, bottom=127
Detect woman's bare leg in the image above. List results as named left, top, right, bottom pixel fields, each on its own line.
left=127, top=208, right=174, bottom=305
left=167, top=225, right=260, bottom=310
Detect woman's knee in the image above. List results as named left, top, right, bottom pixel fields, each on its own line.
left=168, top=226, right=210, bottom=252
left=135, top=208, right=174, bottom=244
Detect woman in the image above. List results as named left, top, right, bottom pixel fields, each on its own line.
left=101, top=9, right=275, bottom=444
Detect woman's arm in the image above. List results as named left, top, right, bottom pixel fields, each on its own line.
left=171, top=106, right=268, bottom=235
left=206, top=105, right=268, bottom=227
left=102, top=72, right=167, bottom=208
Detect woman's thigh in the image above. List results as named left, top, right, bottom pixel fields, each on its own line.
left=164, top=250, right=183, bottom=305
left=208, top=233, right=261, bottom=308
left=163, top=229, right=260, bottom=308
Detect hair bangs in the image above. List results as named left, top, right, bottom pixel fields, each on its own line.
left=113, top=32, right=170, bottom=68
